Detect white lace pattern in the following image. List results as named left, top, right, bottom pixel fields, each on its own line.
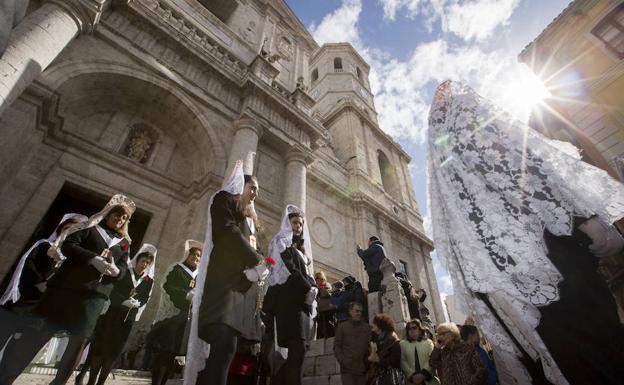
left=428, top=81, right=624, bottom=384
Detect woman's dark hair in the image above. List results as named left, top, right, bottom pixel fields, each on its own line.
left=55, top=217, right=80, bottom=236
left=405, top=319, right=427, bottom=341
left=372, top=313, right=395, bottom=333
left=188, top=247, right=202, bottom=256
left=460, top=324, right=479, bottom=341
left=244, top=174, right=257, bottom=184
left=136, top=252, right=155, bottom=264
left=108, top=205, right=131, bottom=217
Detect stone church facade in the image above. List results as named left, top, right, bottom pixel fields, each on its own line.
left=0, top=0, right=444, bottom=336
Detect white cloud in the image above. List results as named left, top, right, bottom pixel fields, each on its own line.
left=371, top=39, right=544, bottom=144
left=378, top=0, right=520, bottom=42
left=309, top=0, right=363, bottom=47
left=444, top=0, right=519, bottom=42
left=379, top=0, right=423, bottom=20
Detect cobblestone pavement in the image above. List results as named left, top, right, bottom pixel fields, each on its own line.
left=13, top=373, right=183, bottom=385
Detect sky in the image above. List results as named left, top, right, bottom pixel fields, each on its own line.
left=286, top=0, right=571, bottom=303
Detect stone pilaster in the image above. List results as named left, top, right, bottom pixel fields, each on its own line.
left=227, top=116, right=263, bottom=175
left=0, top=0, right=110, bottom=115
left=284, top=145, right=311, bottom=211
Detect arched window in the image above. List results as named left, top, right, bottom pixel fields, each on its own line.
left=334, top=57, right=343, bottom=70
left=378, top=150, right=400, bottom=199
left=356, top=66, right=362, bottom=80
left=311, top=68, right=319, bottom=82
left=121, top=123, right=158, bottom=164
left=591, top=3, right=624, bottom=59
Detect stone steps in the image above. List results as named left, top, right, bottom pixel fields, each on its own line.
left=302, top=337, right=341, bottom=385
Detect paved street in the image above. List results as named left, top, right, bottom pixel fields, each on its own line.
left=13, top=371, right=181, bottom=385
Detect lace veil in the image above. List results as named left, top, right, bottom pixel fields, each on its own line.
left=427, top=81, right=624, bottom=384
left=184, top=160, right=246, bottom=385
left=266, top=204, right=313, bottom=287
left=0, top=213, right=87, bottom=305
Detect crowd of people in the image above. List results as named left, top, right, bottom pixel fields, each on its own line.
left=1, top=81, right=624, bottom=385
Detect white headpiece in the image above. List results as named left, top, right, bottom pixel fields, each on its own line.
left=184, top=239, right=203, bottom=259
left=130, top=243, right=157, bottom=279
left=129, top=243, right=157, bottom=321
left=0, top=213, right=88, bottom=305
left=266, top=204, right=313, bottom=288
left=428, top=80, right=624, bottom=385
left=185, top=160, right=246, bottom=384
left=56, top=194, right=136, bottom=246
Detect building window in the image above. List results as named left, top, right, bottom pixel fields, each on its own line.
left=356, top=66, right=362, bottom=80
left=311, top=68, right=319, bottom=82
left=377, top=150, right=400, bottom=199
left=121, top=123, right=158, bottom=164
left=334, top=57, right=343, bottom=71
left=591, top=3, right=624, bottom=59
left=399, top=260, right=409, bottom=277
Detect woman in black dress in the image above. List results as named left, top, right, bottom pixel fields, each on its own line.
left=76, top=244, right=156, bottom=385
left=0, top=213, right=86, bottom=349
left=0, top=194, right=135, bottom=385
left=148, top=240, right=202, bottom=385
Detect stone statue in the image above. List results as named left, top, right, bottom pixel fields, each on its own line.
left=124, top=127, right=155, bottom=163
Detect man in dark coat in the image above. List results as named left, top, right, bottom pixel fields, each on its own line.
left=263, top=210, right=316, bottom=385
left=0, top=195, right=134, bottom=385
left=195, top=174, right=265, bottom=385
left=356, top=236, right=386, bottom=292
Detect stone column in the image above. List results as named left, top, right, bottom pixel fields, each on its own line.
left=283, top=146, right=309, bottom=210
left=227, top=117, right=262, bottom=175
left=0, top=0, right=109, bottom=116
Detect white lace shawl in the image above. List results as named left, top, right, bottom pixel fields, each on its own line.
left=266, top=204, right=314, bottom=287
left=427, top=81, right=624, bottom=384
left=184, top=160, right=246, bottom=385
left=129, top=243, right=157, bottom=321
left=0, top=213, right=87, bottom=305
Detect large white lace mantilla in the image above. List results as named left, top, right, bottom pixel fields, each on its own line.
left=428, top=81, right=624, bottom=384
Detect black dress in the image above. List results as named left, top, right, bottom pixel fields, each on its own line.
left=536, top=223, right=624, bottom=385
left=37, top=225, right=129, bottom=337
left=89, top=268, right=153, bottom=359
left=148, top=263, right=195, bottom=354
left=1, top=242, right=54, bottom=314
left=263, top=245, right=313, bottom=346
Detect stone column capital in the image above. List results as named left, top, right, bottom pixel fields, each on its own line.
left=285, top=145, right=313, bottom=165
left=49, top=0, right=111, bottom=33
left=234, top=116, right=264, bottom=138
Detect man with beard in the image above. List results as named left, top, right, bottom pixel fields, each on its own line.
left=190, top=171, right=267, bottom=385
left=263, top=206, right=317, bottom=385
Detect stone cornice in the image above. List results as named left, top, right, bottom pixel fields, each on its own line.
left=351, top=193, right=434, bottom=249
left=52, top=0, right=111, bottom=33
left=111, top=1, right=329, bottom=151
left=285, top=144, right=314, bottom=165
left=307, top=168, right=432, bottom=249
